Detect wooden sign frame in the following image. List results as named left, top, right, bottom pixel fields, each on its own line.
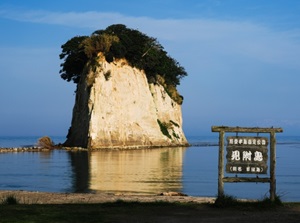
left=212, top=126, right=283, bottom=201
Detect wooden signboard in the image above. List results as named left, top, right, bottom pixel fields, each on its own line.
left=211, top=126, right=283, bottom=201
left=226, top=136, right=268, bottom=174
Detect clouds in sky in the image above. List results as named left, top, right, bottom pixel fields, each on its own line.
left=2, top=7, right=299, bottom=69
left=1, top=5, right=300, bottom=136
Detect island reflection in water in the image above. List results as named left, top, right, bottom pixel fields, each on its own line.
left=70, top=147, right=187, bottom=194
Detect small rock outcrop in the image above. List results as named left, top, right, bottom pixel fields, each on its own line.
left=64, top=56, right=188, bottom=149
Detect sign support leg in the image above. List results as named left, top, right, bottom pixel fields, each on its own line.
left=218, top=130, right=225, bottom=197
left=270, top=131, right=276, bottom=201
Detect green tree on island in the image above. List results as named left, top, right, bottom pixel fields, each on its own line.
left=59, top=24, right=187, bottom=104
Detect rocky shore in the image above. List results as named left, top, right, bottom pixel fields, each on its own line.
left=0, top=147, right=87, bottom=153
left=0, top=147, right=48, bottom=152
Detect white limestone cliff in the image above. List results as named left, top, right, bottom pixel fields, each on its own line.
left=64, top=56, right=188, bottom=149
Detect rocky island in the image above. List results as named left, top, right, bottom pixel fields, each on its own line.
left=60, top=24, right=188, bottom=149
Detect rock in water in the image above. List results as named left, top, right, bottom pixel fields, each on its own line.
left=64, top=57, right=188, bottom=149
left=37, top=136, right=55, bottom=149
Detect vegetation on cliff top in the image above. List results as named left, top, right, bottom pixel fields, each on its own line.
left=59, top=24, right=187, bottom=104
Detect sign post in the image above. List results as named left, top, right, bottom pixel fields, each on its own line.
left=212, top=126, right=283, bottom=201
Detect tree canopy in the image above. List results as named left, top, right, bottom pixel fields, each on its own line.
left=59, top=24, right=187, bottom=88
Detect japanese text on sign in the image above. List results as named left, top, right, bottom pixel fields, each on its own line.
left=226, top=136, right=268, bottom=174
left=228, top=137, right=267, bottom=146
left=230, top=150, right=265, bottom=162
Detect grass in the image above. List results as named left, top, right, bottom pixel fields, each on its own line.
left=1, top=195, right=19, bottom=205
left=0, top=201, right=198, bottom=223
left=214, top=193, right=283, bottom=209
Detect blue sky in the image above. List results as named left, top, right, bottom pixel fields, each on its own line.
left=0, top=0, right=300, bottom=137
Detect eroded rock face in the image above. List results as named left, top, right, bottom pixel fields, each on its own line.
left=64, top=57, right=188, bottom=149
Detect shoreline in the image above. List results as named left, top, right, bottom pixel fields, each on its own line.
left=0, top=190, right=216, bottom=204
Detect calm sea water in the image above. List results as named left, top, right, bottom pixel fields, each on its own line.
left=0, top=135, right=299, bottom=201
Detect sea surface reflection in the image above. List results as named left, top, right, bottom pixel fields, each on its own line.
left=70, top=147, right=186, bottom=194
left=1, top=135, right=300, bottom=201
